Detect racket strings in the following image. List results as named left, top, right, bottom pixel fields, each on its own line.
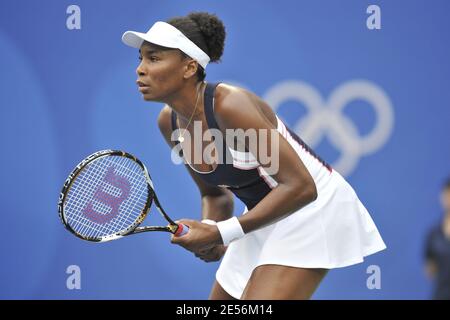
left=68, top=158, right=146, bottom=238
left=66, top=162, right=123, bottom=237
left=66, top=161, right=131, bottom=237
left=64, top=156, right=149, bottom=239
left=110, top=157, right=149, bottom=229
left=84, top=157, right=147, bottom=236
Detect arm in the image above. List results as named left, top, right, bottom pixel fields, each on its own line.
left=157, top=105, right=234, bottom=222
left=213, top=86, right=318, bottom=236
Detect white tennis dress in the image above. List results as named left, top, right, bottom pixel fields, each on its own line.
left=172, top=82, right=387, bottom=299
left=215, top=116, right=387, bottom=299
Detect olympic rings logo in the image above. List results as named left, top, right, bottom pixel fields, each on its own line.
left=262, top=80, right=394, bottom=176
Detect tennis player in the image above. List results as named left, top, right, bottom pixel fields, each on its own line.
left=122, top=12, right=386, bottom=300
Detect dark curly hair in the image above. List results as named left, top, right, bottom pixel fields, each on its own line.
left=166, top=12, right=226, bottom=81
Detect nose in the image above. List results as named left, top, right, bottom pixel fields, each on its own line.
left=136, top=60, right=146, bottom=76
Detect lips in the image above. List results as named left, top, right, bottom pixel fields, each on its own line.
left=136, top=80, right=150, bottom=93
left=136, top=80, right=148, bottom=87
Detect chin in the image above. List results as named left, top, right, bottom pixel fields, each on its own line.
left=142, top=93, right=162, bottom=103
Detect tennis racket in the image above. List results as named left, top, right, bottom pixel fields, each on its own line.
left=58, top=149, right=189, bottom=242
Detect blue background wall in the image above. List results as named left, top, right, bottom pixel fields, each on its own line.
left=1, top=0, right=449, bottom=299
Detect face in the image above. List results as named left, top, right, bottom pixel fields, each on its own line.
left=441, top=188, right=450, bottom=217
left=136, top=42, right=197, bottom=101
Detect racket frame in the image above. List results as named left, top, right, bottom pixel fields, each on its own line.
left=58, top=149, right=181, bottom=242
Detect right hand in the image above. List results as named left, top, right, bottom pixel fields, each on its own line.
left=194, top=244, right=227, bottom=262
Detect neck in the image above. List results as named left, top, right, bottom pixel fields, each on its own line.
left=166, top=81, right=205, bottom=122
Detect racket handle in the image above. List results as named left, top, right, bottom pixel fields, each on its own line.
left=174, top=223, right=189, bottom=237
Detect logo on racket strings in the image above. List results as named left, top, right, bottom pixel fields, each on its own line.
left=82, top=165, right=131, bottom=224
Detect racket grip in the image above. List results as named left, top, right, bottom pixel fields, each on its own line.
left=174, top=223, right=189, bottom=237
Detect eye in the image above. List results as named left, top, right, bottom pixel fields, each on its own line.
left=150, top=56, right=158, bottom=62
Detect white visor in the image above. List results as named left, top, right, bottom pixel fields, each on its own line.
left=122, top=21, right=210, bottom=69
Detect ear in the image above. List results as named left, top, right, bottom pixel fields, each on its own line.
left=183, top=59, right=199, bottom=79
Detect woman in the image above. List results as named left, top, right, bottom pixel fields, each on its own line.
left=122, top=12, right=386, bottom=300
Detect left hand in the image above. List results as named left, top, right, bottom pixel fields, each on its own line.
left=170, top=219, right=222, bottom=253
left=195, top=245, right=227, bottom=262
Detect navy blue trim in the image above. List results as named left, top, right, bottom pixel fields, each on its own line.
left=285, top=126, right=333, bottom=173
left=203, top=82, right=221, bottom=132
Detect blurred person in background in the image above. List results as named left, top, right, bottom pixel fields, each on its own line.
left=424, top=177, right=450, bottom=299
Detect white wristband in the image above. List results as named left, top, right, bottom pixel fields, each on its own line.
left=201, top=219, right=217, bottom=226
left=216, top=217, right=245, bottom=246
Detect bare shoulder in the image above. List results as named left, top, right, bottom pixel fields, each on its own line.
left=214, top=82, right=277, bottom=128
left=214, top=83, right=253, bottom=114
